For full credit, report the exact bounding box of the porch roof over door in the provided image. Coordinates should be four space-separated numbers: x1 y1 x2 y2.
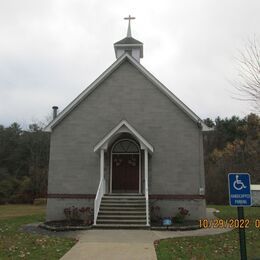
93 120 154 154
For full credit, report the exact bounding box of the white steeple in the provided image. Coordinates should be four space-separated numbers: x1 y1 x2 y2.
114 15 143 62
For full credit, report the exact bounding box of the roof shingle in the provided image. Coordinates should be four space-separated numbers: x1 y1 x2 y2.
114 37 143 45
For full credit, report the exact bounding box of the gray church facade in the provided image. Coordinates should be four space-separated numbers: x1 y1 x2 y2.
45 22 209 227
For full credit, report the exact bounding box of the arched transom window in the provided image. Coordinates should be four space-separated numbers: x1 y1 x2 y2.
112 139 139 154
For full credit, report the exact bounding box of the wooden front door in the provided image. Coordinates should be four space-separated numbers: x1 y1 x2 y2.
111 139 140 193
112 154 139 192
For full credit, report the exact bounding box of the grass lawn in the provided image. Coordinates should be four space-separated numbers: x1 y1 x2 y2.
0 204 76 259
156 205 260 260
0 204 46 219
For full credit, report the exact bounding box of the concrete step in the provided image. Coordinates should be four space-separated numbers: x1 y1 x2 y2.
96 194 148 228
94 224 149 229
98 215 146 219
99 210 146 215
104 193 143 196
99 206 146 211
103 196 145 200
100 202 146 208
100 203 145 207
102 197 145 201
101 202 146 206
97 219 146 224
102 199 146 203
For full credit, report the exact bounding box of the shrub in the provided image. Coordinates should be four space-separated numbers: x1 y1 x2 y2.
173 207 190 223
150 205 161 224
79 207 93 225
63 206 93 225
33 198 47 205
64 207 72 222
71 206 80 220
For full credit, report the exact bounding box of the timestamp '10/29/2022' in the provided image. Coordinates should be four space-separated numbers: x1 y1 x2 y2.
199 219 260 229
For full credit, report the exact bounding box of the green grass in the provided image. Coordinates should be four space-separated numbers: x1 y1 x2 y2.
0 204 76 260
2 204 259 259
0 204 46 219
156 205 260 260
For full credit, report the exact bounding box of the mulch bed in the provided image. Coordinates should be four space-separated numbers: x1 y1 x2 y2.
39 220 92 231
39 219 199 232
151 220 200 231
45 220 86 227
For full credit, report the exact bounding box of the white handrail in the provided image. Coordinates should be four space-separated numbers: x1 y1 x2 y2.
145 186 149 226
94 177 106 225
144 149 149 226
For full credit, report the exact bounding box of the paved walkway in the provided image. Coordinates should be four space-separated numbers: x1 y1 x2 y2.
60 208 232 260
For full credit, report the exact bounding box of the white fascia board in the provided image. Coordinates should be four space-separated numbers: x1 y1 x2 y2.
94 120 154 153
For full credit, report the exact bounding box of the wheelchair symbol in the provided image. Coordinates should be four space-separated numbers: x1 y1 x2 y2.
233 175 247 190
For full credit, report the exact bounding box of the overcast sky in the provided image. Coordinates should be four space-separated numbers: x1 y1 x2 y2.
0 0 259 128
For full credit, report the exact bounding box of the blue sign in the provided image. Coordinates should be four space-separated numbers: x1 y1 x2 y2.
162 218 172 226
228 173 252 207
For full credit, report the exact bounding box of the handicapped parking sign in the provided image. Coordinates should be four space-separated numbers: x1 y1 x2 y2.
228 173 252 207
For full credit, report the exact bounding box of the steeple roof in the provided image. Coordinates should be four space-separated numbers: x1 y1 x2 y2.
114 37 143 45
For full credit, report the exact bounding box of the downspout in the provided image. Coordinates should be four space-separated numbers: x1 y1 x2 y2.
197 121 204 196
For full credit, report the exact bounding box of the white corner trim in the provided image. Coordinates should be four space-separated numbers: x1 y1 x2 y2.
44 53 209 132
94 120 154 153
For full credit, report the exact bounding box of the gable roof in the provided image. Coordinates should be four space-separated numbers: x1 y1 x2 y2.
44 53 211 132
94 120 154 153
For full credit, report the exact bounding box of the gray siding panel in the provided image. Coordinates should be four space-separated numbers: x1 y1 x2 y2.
47 60 205 219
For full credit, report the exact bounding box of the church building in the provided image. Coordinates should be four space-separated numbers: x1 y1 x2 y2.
44 16 209 227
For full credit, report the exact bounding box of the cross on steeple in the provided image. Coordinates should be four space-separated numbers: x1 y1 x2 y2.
114 15 143 61
124 15 135 38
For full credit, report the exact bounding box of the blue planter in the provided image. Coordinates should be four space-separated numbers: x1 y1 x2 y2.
162 218 172 226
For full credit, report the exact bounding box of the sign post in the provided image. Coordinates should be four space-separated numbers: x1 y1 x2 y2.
228 173 252 260
237 207 247 259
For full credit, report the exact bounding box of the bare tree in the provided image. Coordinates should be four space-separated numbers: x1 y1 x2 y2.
233 37 260 113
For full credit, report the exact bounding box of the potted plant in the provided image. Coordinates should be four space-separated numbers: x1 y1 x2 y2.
162 217 172 226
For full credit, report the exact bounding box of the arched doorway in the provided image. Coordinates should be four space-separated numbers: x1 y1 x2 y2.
111 139 140 193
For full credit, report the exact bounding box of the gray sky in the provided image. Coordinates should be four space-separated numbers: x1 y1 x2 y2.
0 0 259 127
